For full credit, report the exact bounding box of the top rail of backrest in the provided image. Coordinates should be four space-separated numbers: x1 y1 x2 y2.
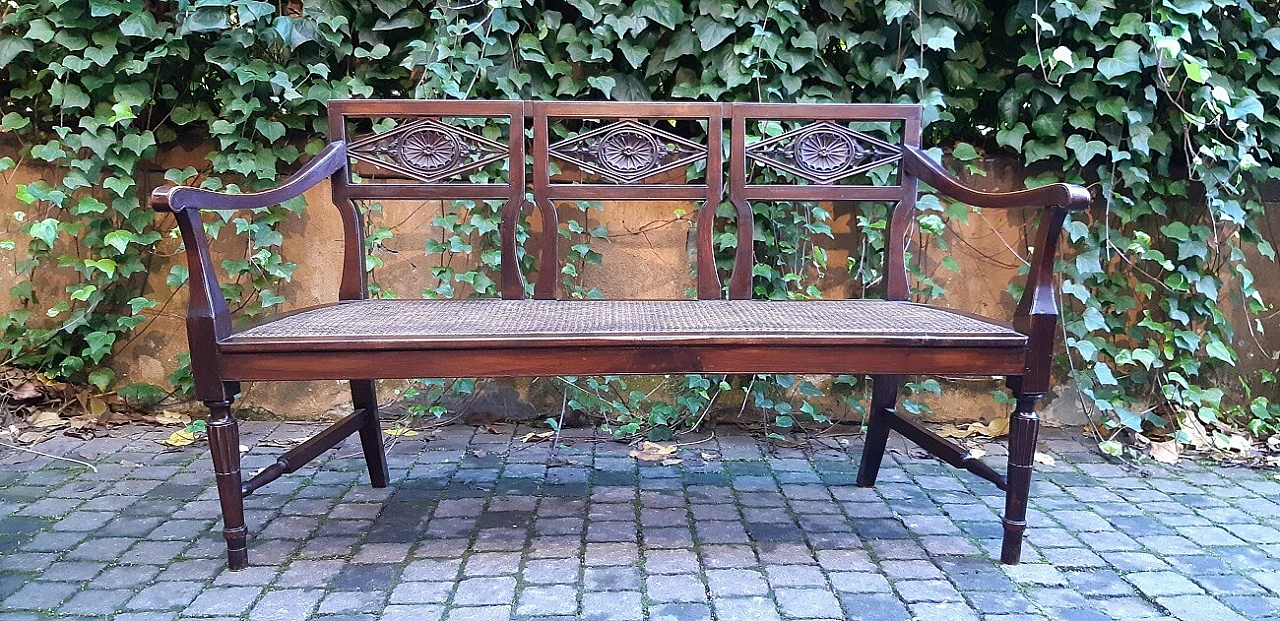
729 103 922 203
327 99 525 201
530 101 725 202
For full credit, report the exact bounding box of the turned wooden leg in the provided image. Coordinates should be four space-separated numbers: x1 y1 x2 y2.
351 380 389 488
207 399 248 570
1001 390 1043 565
856 376 901 487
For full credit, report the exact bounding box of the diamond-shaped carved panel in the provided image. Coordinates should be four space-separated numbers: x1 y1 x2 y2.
348 118 508 183
746 121 901 185
548 120 707 184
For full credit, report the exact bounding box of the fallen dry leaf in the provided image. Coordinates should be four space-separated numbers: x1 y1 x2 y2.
16 431 49 445
11 382 41 401
1150 439 1180 464
700 451 719 461
385 428 418 437
1033 451 1055 467
629 442 678 463
87 397 109 418
259 437 306 448
936 417 1010 439
154 411 191 426
27 410 64 429
157 420 207 447
521 431 555 443
473 450 488 459
660 458 683 466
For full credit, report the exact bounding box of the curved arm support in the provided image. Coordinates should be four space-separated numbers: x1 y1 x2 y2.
902 145 1090 211
150 141 347 213
151 142 362 393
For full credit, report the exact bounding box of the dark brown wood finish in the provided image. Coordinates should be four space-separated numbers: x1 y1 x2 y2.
149 100 1090 571
530 101 726 299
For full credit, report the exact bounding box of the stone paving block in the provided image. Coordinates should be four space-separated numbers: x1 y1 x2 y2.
381 604 444 621
838 592 911 621
646 574 707 603
712 597 782 621
248 589 324 621
185 587 264 616
452 577 516 606
1127 571 1206 597
1155 595 1249 621
515 584 578 616
580 590 642 621
2 581 78 610
126 581 203 610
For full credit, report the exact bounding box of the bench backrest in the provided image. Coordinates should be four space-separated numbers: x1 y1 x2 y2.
326 100 922 302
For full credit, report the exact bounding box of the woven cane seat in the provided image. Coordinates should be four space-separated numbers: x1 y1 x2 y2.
222 299 1025 350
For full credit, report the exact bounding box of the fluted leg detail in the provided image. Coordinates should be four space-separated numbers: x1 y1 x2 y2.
1001 392 1042 565
207 399 247 570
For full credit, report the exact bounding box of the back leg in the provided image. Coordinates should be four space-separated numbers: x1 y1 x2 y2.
351 380 389 488
856 376 902 487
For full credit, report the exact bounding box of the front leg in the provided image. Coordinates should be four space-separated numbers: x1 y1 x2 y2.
1000 389 1042 565
206 399 248 570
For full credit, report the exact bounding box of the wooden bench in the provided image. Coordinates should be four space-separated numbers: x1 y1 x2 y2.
150 100 1089 571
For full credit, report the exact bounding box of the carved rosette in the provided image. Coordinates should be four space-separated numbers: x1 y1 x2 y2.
747 121 901 184
549 120 706 184
348 118 507 183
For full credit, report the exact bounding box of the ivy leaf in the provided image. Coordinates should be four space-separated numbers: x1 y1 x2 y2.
1160 221 1190 241
1266 28 1280 50
85 259 118 278
104 177 134 197
28 219 59 247
26 20 55 43
260 290 285 308
921 21 957 51
1 112 30 131
128 297 157 314
565 0 599 21
255 119 287 142
951 142 979 162
180 7 230 34
103 230 135 254
1097 40 1142 80
1093 361 1118 386
84 331 116 363
122 131 157 156
587 76 616 98
166 265 189 288
693 16 734 51
996 123 1029 151
1206 340 1235 365
120 12 161 38
0 36 33 67
633 0 685 29
1082 306 1108 332
1065 134 1107 167
884 0 912 22
88 368 115 392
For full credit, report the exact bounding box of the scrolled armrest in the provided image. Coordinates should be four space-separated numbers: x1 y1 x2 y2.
150 141 347 213
902 145 1090 211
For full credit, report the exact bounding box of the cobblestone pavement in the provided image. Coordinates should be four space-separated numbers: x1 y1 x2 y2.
2 421 1280 621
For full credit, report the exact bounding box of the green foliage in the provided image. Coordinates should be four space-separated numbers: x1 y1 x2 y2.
1 0 1275 449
